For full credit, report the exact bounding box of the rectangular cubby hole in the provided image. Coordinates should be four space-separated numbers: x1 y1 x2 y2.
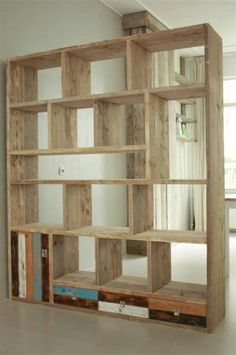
38 67 62 100
39 185 63 225
92 185 127 228
96 238 148 292
53 235 96 286
10 106 48 151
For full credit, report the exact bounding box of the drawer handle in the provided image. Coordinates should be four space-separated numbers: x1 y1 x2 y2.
119 301 126 312
173 308 180 316
72 296 78 301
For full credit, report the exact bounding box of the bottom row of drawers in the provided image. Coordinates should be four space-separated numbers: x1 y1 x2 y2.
53 285 207 328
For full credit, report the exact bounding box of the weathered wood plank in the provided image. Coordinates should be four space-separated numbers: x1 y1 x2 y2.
98 301 149 318
149 309 206 328
149 297 206 317
41 234 50 302
54 294 98 310
25 233 34 299
53 235 79 279
99 291 148 307
11 232 19 297
33 233 42 301
18 233 26 298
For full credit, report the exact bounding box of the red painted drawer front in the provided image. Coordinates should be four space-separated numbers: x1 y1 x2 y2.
149 297 206 317
99 291 148 307
149 309 206 328
54 294 98 310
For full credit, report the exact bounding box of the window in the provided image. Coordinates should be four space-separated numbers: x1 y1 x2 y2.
224 79 236 191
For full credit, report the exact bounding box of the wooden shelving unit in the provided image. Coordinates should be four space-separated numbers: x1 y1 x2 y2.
7 23 224 332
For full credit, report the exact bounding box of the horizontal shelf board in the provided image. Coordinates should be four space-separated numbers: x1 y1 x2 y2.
10 85 205 109
136 230 206 244
104 276 148 292
54 271 96 287
9 145 146 156
174 72 195 85
153 281 207 304
11 223 64 233
11 224 206 244
11 101 48 112
10 179 207 185
9 24 206 69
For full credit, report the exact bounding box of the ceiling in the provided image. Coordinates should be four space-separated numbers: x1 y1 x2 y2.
100 0 236 54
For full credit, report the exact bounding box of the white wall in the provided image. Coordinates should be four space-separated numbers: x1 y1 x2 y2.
0 2 8 301
1 0 126 289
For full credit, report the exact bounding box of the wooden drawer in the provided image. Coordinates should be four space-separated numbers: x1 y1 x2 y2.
99 301 149 319
99 291 148 307
54 294 98 310
53 285 98 301
149 297 207 317
149 297 206 328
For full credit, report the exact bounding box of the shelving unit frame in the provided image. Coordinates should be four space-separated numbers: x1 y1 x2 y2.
7 23 224 333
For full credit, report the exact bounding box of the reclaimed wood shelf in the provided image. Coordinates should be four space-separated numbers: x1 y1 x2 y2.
7 22 224 333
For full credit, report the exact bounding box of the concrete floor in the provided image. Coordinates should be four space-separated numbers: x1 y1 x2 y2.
0 237 235 355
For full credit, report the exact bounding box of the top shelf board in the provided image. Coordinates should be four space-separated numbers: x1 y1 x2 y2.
8 24 207 69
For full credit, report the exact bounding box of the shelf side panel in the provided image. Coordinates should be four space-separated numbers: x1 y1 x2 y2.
53 235 79 279
205 25 225 332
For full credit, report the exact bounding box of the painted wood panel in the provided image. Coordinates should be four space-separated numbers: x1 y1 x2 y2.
99 291 148 307
25 233 34 299
149 309 206 328
149 297 206 317
98 301 149 319
33 233 42 301
18 233 26 298
54 294 98 310
53 285 98 301
11 232 19 297
41 234 50 302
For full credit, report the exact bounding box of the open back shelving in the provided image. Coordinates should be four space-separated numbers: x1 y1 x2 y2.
7 23 224 332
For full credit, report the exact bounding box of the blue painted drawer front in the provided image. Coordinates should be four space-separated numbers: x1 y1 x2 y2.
53 285 74 297
74 288 98 301
53 285 98 301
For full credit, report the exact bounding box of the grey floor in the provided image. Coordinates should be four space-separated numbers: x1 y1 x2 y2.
0 237 236 355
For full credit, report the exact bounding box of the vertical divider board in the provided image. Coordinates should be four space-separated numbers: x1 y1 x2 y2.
205 24 225 332
147 241 171 292
61 51 91 97
126 39 153 255
7 63 39 296
63 184 92 230
96 238 122 285
48 103 77 149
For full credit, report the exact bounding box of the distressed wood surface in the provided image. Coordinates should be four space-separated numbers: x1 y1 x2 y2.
53 235 79 279
41 234 50 302
96 239 122 285
18 233 26 298
149 297 206 317
99 291 148 307
25 233 34 299
33 233 42 301
98 301 149 319
54 294 98 310
205 24 225 332
149 309 206 328
11 232 19 297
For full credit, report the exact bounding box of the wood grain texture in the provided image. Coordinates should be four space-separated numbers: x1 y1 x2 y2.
145 94 169 179
99 291 148 307
18 233 26 298
54 294 98 310
25 233 34 299
128 185 153 234
149 309 206 328
48 104 77 149
94 101 122 146
11 232 19 297
63 185 92 230
96 239 122 285
148 241 171 292
53 235 79 279
61 52 90 97
41 234 50 302
149 297 206 317
33 233 42 301
98 301 149 318
205 24 225 332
